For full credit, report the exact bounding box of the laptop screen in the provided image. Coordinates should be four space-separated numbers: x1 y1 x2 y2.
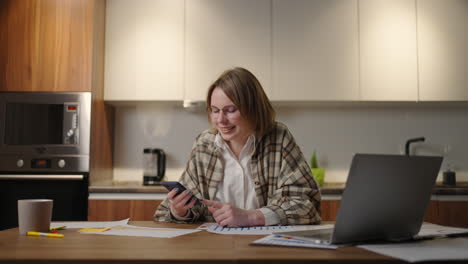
332 154 442 244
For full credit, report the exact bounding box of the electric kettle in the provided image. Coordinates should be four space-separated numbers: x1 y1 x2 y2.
143 148 166 185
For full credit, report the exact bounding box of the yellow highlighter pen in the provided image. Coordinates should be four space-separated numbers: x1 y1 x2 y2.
27 231 64 238
50 226 66 231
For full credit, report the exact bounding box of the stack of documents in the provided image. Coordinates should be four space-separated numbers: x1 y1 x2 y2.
250 223 468 262
83 225 200 238
251 234 338 249
51 219 200 238
51 219 130 229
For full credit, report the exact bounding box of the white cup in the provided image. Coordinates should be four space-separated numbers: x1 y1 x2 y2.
17 199 53 235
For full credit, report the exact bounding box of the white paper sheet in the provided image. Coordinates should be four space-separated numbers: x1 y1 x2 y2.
83 224 200 238
418 223 468 238
251 234 338 249
51 219 130 229
357 223 468 262
359 237 468 262
206 223 333 235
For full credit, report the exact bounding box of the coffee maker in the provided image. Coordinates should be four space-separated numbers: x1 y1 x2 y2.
143 148 166 185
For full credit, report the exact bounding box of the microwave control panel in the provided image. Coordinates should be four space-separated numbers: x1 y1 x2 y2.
0 156 89 172
63 103 79 145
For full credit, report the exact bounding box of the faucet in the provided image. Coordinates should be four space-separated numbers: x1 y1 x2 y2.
405 137 425 155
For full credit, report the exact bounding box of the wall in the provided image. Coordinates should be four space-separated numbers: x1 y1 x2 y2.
113 102 468 183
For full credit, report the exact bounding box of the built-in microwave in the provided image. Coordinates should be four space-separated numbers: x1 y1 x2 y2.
0 92 91 172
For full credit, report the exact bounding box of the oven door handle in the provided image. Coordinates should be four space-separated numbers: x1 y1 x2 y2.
0 175 84 180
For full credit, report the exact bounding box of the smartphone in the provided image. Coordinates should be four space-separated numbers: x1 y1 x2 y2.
161 181 201 206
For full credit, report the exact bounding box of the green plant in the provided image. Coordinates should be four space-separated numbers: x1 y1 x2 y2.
310 151 325 186
311 151 319 169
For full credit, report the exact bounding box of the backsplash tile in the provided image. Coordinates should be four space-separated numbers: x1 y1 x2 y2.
113 103 468 183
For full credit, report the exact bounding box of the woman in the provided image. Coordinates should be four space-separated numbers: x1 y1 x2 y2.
154 67 321 226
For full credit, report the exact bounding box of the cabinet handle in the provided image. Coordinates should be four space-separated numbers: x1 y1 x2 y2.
0 175 84 180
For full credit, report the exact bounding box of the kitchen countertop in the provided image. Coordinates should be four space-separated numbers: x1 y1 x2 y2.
89 181 468 195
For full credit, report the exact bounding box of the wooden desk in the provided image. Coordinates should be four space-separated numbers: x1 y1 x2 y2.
0 221 459 264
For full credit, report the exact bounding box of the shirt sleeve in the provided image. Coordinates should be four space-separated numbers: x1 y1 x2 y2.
259 207 280 226
170 206 193 221
154 134 213 223
154 165 210 223
263 126 322 225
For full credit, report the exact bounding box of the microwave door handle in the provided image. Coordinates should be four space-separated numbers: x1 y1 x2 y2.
0 175 84 180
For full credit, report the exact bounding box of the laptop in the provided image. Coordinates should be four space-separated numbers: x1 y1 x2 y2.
276 153 443 245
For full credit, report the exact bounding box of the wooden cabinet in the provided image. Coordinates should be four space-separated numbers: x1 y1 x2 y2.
0 0 114 184
104 0 184 101
0 0 95 92
431 201 468 228
272 0 359 101
88 200 162 221
323 200 468 228
185 0 272 102
321 200 341 221
359 0 418 101
90 199 468 227
417 0 468 101
322 200 439 224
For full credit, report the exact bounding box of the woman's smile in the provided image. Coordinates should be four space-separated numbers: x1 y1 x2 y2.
210 87 251 146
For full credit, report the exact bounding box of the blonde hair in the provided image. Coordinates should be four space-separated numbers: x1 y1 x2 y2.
206 67 275 137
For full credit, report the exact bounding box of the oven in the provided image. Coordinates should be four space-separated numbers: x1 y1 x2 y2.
0 173 89 230
0 92 91 230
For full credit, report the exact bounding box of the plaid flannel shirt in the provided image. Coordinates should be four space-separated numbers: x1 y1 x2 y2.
154 122 321 225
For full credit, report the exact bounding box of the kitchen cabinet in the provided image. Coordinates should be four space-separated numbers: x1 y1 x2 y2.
0 0 94 92
417 0 468 101
321 200 341 221
88 200 162 221
90 199 339 222
0 0 114 185
424 201 439 224
104 0 184 101
359 0 418 101
272 0 359 101
184 0 272 102
323 200 439 223
100 0 467 103
89 197 468 227
432 201 468 228
89 199 468 227
323 200 468 228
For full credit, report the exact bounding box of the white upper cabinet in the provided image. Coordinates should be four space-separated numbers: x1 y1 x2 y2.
359 0 418 101
418 0 468 101
103 0 466 103
185 0 271 102
272 0 359 101
104 0 184 101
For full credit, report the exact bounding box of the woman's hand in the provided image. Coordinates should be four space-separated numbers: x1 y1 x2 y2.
167 189 197 217
202 200 265 227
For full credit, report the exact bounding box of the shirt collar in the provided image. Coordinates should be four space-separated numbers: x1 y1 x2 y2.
214 133 256 155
